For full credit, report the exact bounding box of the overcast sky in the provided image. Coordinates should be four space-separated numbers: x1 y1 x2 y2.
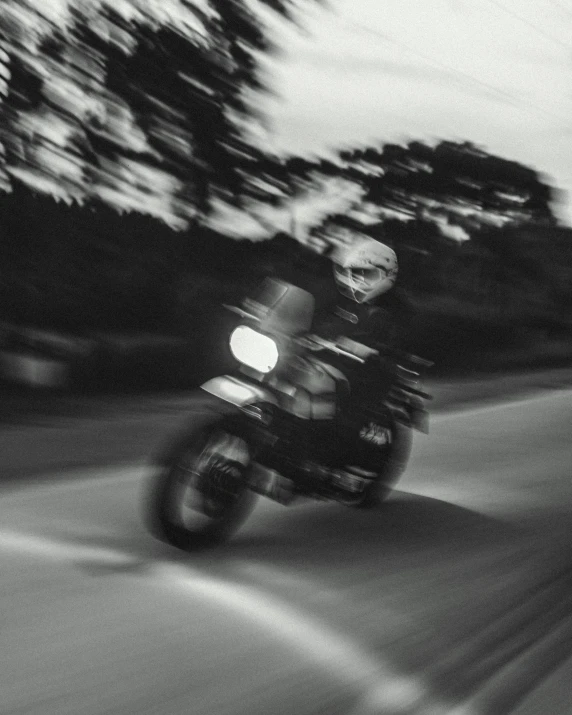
239 0 572 231
11 0 572 236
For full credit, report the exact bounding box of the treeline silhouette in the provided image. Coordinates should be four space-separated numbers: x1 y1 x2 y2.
0 181 324 333
2 180 571 339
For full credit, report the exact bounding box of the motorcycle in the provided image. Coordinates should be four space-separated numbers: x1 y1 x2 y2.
145 278 433 550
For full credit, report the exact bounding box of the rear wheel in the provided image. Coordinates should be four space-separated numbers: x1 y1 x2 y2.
346 419 412 509
145 419 258 550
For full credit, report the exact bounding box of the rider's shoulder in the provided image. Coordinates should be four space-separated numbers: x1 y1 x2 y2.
374 287 414 313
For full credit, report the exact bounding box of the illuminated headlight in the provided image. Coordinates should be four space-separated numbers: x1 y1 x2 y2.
229 326 279 373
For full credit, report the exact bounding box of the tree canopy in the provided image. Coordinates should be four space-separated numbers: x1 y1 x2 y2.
241 139 555 243
0 0 315 226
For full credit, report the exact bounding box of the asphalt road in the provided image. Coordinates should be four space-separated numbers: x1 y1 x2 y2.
1 365 571 483
1 389 572 714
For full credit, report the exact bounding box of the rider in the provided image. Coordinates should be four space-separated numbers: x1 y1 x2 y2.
312 226 413 477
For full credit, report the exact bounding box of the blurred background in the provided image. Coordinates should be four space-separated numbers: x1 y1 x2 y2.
0 0 571 401
1 3 572 714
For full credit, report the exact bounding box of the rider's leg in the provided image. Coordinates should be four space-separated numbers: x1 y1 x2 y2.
342 362 395 475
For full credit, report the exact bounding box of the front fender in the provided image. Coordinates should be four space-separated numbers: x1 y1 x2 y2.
201 375 278 410
394 398 429 434
387 391 430 434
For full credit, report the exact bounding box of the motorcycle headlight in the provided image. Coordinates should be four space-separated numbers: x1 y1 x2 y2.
229 325 279 373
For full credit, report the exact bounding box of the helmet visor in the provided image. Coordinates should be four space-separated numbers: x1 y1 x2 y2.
350 267 384 283
334 264 393 302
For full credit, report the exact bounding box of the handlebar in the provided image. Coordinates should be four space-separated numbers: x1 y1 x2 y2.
223 304 261 321
224 304 434 372
295 335 374 363
297 334 434 371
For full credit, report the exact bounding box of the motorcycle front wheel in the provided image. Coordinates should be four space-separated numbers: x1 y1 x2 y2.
145 418 258 550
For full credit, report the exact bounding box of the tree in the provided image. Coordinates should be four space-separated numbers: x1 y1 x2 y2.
0 0 317 225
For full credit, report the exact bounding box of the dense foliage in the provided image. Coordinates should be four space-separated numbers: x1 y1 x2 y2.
0 0 314 224
0 0 570 373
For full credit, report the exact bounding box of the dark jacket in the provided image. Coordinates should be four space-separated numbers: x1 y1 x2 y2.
313 283 414 353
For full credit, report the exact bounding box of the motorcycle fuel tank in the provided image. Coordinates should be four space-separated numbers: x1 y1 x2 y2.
271 357 346 420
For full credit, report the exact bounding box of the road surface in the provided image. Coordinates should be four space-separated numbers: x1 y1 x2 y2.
1 388 572 714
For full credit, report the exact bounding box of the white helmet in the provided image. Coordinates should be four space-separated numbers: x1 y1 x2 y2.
331 235 398 303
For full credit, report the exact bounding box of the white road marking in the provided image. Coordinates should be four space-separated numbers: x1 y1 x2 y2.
232 559 338 599
0 527 458 714
0 464 152 495
0 529 141 566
